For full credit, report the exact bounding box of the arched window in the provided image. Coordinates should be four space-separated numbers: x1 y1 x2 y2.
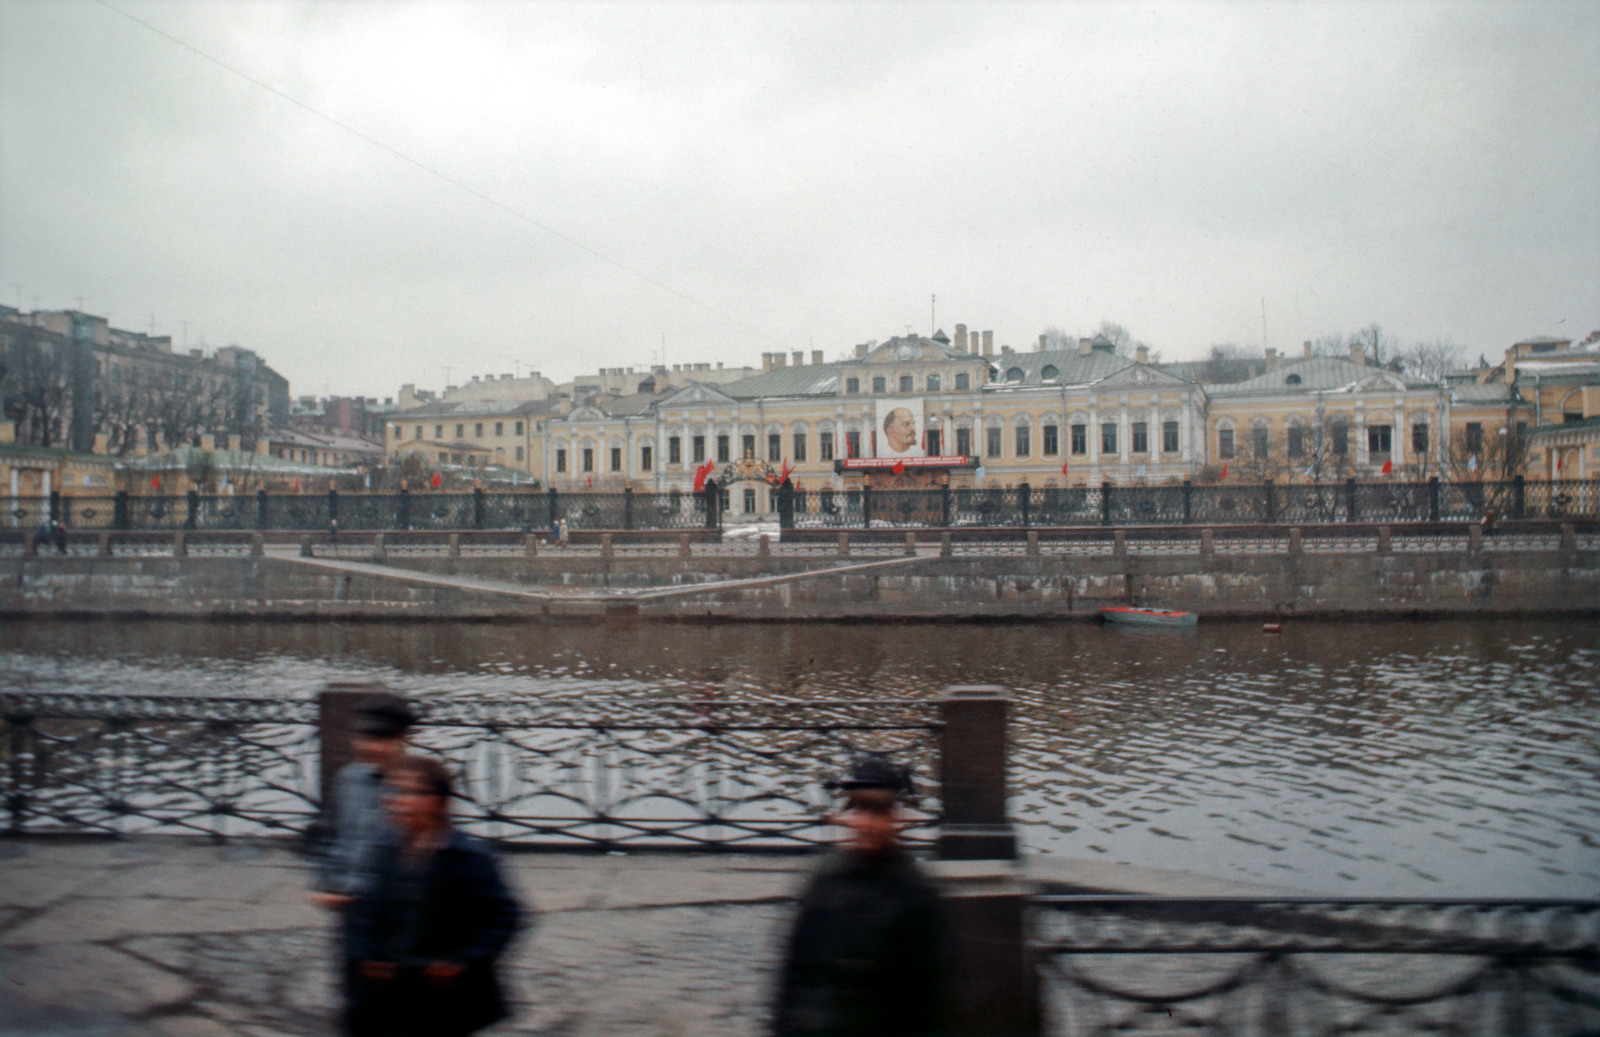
1285 373 1303 385
1040 364 1059 381
1005 367 1025 383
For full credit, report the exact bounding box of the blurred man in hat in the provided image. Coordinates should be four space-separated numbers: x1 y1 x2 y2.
347 754 521 1037
772 753 948 1037
310 690 416 1033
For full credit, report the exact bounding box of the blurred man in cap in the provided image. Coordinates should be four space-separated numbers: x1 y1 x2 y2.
310 690 416 1033
772 753 948 1036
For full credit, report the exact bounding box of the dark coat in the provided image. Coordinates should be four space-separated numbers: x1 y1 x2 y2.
773 848 948 1037
346 831 522 1037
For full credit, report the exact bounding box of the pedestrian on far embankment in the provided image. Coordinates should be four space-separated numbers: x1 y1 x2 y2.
309 691 415 1032
347 754 523 1037
772 753 950 1037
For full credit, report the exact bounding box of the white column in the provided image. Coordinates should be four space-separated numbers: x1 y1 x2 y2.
1087 405 1099 466
1118 402 1130 463
1355 405 1368 467
1181 395 1194 463
42 470 51 498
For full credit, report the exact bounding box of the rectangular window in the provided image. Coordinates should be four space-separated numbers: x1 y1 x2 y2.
927 429 942 455
515 446 524 461
415 426 423 439
1253 426 1269 458
1163 421 1179 453
898 374 913 392
1042 424 1059 456
475 423 483 437
439 452 449 462
927 374 941 391
669 437 682 465
955 373 970 390
640 445 652 471
956 427 972 457
985 427 1002 458
494 422 503 436
846 430 862 458
743 488 756 514
1219 428 1235 458
872 376 887 394
1332 425 1349 456
555 448 567 473
1070 424 1086 455
1288 426 1305 458
768 433 782 462
742 433 756 460
1368 425 1392 455
819 432 834 461
846 377 860 394
1015 426 1030 458
717 435 730 463
1412 423 1429 455
436 425 443 438
582 448 594 473
792 432 806 462
1132 422 1149 454
1465 423 1483 452
692 435 705 463
514 421 523 436
1101 423 1118 454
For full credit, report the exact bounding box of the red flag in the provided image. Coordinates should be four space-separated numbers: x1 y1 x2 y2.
430 471 442 489
1381 459 1393 474
892 458 905 475
586 475 592 488
1556 452 1564 471
1219 464 1229 480
151 475 161 490
693 459 714 492
293 478 300 492
1061 457 1069 476
779 460 794 484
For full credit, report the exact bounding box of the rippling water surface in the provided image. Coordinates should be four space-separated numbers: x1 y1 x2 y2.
3 618 1596 897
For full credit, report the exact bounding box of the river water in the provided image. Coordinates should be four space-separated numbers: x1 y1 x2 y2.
3 618 1596 898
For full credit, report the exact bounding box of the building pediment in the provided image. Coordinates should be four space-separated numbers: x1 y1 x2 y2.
657 382 738 409
1093 363 1187 389
1354 372 1408 394
858 336 971 365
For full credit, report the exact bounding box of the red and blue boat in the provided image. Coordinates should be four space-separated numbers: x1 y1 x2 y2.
1100 606 1198 627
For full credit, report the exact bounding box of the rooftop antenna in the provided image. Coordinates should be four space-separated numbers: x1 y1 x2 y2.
931 293 936 336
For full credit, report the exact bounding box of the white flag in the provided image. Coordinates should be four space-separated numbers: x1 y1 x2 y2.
364 472 371 488
1135 464 1146 478
1468 455 1478 472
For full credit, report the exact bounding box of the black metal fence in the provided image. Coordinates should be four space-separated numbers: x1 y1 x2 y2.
0 688 948 852
784 478 1600 529
1035 896 1600 1036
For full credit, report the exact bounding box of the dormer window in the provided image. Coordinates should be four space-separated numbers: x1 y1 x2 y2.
1041 364 1059 381
1005 367 1025 383
1285 374 1302 385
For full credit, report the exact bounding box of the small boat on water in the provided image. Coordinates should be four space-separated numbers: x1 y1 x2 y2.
1101 606 1197 627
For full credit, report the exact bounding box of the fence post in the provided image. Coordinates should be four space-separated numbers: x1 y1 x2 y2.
1181 478 1193 524
679 533 692 558
600 533 613 560
837 533 850 558
523 533 537 559
758 533 771 558
904 531 916 557
1113 530 1127 557
113 490 129 531
48 490 60 522
1018 482 1031 527
250 533 264 558
777 481 794 530
623 486 634 531
473 487 486 530
1561 523 1577 558
317 681 386 813
397 488 411 531
547 486 559 531
372 533 387 562
1428 476 1441 522
1263 478 1276 524
174 531 188 557
862 483 873 528
1345 477 1358 522
256 489 268 531
1377 526 1392 554
941 482 952 527
1513 476 1526 519
448 533 461 558
298 534 311 558
328 488 339 527
97 532 112 557
1200 528 1214 557
185 489 199 530
1288 527 1303 556
941 877 1039 1037
937 685 1016 860
1468 524 1483 554
1026 531 1039 557
940 531 953 558
1100 480 1113 526
701 481 718 531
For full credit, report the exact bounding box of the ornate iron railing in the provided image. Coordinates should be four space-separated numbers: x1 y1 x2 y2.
1034 895 1600 1037
1 691 942 851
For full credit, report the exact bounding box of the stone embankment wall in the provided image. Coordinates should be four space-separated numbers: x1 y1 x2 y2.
2 549 1595 620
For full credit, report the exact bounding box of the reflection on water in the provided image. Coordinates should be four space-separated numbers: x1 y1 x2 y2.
3 618 1596 897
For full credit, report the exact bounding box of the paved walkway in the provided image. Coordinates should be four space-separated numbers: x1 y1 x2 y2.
0 837 1289 1037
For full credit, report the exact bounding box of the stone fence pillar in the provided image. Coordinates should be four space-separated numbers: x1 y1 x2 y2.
523 533 538 559
678 534 693 558
904 532 917 557
940 532 953 559
937 685 1016 861
1468 525 1484 554
317 681 386 812
1025 531 1039 557
1200 528 1214 557
837 533 850 558
1288 527 1303 556
1377 526 1393 554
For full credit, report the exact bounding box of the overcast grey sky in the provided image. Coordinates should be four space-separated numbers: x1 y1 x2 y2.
3 1 1597 399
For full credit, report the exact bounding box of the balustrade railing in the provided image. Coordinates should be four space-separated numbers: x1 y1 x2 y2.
1034 895 1600 1037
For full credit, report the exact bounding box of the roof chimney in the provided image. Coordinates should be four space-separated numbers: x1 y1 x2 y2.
1265 347 1278 372
811 349 824 365
855 343 869 358
762 352 774 372
1001 344 1013 355
1078 337 1092 356
955 324 968 353
792 350 803 366
773 352 787 368
1303 340 1313 358
1136 345 1149 364
981 330 994 356
1349 341 1366 366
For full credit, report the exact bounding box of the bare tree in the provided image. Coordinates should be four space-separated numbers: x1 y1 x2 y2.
1396 338 1462 382
1094 320 1149 358
1040 326 1076 351
1350 323 1401 367
1 329 69 446
1198 343 1256 384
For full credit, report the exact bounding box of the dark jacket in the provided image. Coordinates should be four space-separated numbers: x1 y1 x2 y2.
773 848 948 1037
347 831 522 1037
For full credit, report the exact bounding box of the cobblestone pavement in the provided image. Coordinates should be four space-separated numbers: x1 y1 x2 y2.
0 839 801 1037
